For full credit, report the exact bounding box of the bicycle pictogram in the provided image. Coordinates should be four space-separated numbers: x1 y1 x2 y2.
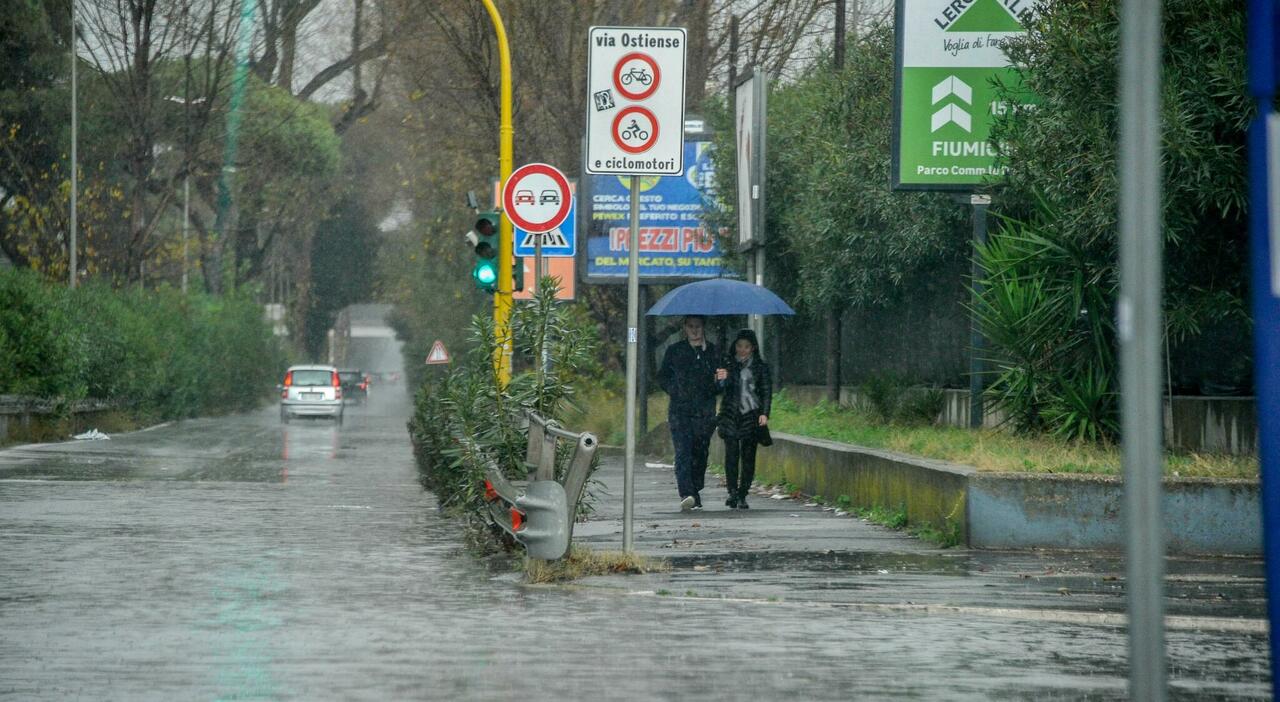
620 67 652 87
612 52 660 100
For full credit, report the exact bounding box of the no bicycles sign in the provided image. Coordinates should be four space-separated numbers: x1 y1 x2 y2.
584 26 686 176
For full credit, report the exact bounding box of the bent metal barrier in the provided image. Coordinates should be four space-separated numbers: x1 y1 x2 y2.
481 410 598 560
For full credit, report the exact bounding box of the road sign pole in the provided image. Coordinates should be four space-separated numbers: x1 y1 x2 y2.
1247 0 1280 693
480 0 514 387
969 195 990 428
1119 0 1166 697
623 175 640 552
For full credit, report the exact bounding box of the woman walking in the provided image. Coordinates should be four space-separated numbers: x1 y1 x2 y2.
718 329 772 509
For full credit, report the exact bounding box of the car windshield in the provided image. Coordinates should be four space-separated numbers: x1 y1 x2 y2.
291 370 332 387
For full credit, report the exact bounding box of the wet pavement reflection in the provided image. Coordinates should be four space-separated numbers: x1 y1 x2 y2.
0 391 1270 700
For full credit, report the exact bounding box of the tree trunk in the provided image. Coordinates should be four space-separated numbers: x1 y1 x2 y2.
351 0 364 98
277 19 300 90
826 307 842 405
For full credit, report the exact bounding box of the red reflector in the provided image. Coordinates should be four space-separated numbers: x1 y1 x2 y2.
483 480 498 502
510 507 525 531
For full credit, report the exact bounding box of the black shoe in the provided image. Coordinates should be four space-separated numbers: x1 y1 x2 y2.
725 495 738 509
693 493 703 510
737 495 749 509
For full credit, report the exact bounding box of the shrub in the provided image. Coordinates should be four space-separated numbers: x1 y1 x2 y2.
0 269 282 418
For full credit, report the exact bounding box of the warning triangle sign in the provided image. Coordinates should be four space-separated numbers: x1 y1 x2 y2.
425 340 451 365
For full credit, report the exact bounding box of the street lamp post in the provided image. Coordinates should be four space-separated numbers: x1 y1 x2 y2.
69 0 77 288
478 0 514 387
182 174 190 293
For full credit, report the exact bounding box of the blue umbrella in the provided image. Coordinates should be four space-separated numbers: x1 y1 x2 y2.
645 278 795 316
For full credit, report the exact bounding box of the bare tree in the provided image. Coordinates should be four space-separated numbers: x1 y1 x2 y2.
75 0 241 283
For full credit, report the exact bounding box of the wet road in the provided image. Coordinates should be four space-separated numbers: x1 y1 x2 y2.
0 392 1270 700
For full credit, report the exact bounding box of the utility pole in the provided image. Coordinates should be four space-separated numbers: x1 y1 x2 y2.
69 0 78 288
834 0 846 68
1119 0 1167 698
728 15 739 90
826 1 847 405
480 0 514 387
182 175 190 294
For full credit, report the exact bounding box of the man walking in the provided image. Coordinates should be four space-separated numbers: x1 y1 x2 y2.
657 315 726 511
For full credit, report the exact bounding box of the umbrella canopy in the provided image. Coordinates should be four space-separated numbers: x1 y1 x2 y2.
645 278 795 316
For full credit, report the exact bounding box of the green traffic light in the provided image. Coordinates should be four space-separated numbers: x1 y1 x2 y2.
474 261 498 288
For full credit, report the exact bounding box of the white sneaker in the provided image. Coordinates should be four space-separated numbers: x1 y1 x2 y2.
680 496 695 512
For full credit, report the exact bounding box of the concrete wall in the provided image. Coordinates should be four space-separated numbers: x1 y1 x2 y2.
723 434 971 537
0 396 123 446
968 473 1260 555
783 385 1259 455
703 429 1260 555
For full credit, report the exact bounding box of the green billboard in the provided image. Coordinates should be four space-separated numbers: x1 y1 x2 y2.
892 0 1038 191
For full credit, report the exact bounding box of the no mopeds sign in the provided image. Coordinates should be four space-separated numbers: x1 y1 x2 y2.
585 26 686 176
502 163 572 234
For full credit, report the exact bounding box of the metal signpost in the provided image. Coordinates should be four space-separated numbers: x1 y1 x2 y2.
585 25 687 552
734 68 767 349
1119 1 1166 698
1246 0 1280 695
891 0 1037 426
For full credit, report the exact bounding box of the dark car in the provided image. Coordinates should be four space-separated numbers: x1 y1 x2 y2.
338 369 368 406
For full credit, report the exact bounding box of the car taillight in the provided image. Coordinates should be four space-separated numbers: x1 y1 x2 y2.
359 382 367 390
284 371 293 387
332 372 341 388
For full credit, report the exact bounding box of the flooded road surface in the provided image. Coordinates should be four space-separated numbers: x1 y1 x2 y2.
0 391 1270 700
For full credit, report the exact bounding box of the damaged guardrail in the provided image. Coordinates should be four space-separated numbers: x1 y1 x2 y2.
481 409 598 560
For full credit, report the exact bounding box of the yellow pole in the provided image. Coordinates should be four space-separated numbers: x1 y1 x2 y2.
480 0 514 386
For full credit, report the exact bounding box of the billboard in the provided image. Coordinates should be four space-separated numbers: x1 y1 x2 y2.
582 139 729 282
891 0 1039 190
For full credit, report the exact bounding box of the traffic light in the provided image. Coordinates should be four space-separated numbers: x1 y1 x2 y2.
467 213 499 291
465 212 524 293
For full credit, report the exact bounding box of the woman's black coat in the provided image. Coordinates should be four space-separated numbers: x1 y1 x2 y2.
717 356 772 440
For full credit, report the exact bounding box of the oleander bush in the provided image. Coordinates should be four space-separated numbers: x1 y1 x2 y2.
408 279 601 534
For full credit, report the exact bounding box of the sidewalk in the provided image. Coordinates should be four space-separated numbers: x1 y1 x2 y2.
570 453 1267 631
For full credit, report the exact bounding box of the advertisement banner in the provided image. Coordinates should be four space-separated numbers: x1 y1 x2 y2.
582 139 728 282
892 0 1039 191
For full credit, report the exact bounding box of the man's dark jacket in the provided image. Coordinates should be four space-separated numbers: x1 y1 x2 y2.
658 340 721 417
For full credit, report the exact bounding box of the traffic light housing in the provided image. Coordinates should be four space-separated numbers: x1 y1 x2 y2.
466 212 524 293
468 213 499 291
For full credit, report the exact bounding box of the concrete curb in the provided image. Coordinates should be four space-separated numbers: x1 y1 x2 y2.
641 423 1261 555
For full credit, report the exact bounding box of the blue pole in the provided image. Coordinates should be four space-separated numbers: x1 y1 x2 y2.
1247 0 1280 694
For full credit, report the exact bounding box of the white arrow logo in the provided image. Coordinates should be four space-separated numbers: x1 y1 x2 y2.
931 104 972 132
930 76 972 132
931 76 972 105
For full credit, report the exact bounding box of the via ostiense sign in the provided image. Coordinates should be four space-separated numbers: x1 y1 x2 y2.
584 26 687 176
892 0 1039 191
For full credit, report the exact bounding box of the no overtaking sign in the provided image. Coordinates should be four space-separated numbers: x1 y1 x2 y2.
585 26 686 176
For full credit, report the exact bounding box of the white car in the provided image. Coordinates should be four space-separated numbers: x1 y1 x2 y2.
279 365 344 424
